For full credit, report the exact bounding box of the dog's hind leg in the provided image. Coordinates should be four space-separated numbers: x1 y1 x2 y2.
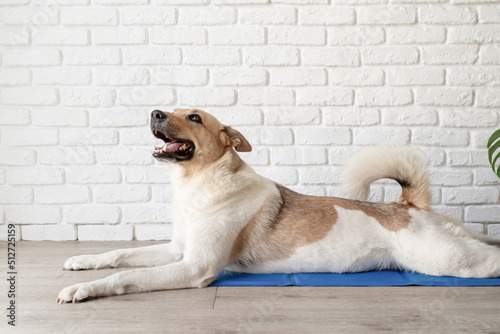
63 242 183 271
437 212 500 248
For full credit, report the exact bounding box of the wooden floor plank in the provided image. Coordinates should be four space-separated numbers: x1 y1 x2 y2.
1 241 499 333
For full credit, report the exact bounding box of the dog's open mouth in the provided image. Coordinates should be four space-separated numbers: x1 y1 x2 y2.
152 129 194 160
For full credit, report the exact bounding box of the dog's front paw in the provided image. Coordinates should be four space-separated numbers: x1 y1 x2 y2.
63 254 110 271
56 283 93 304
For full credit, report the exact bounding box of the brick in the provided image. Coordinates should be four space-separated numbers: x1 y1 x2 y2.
178 88 236 106
0 169 5 184
34 28 89 45
33 0 88 4
0 149 35 166
90 108 148 127
1 87 58 106
443 187 498 205
0 69 31 85
35 186 90 204
209 27 265 45
38 147 96 165
383 108 438 126
6 206 62 224
178 7 236 25
184 47 240 65
480 46 500 64
121 7 175 25
0 28 30 46
21 225 76 241
244 47 300 66
240 7 296 25
124 167 171 184
94 28 147 45
269 27 326 45
328 27 385 45
419 6 477 24
296 127 351 145
0 186 32 204
260 128 293 145
254 166 298 185
95 147 154 165
448 150 489 167
123 205 172 224
448 68 500 86
119 87 173 106
265 108 320 125
362 46 419 65
66 166 121 184
358 6 416 24
476 88 500 107
96 0 149 4
61 88 115 107
63 47 121 65
212 68 266 86
123 47 181 65
300 167 342 185
0 7 59 25
95 185 150 203
467 206 500 223
389 67 445 86
415 88 473 106
323 108 381 126
3 49 61 67
479 6 500 23
356 88 412 107
272 0 329 3
413 128 470 146
208 108 263 125
449 26 500 44
241 148 269 165
33 68 91 86
94 68 150 86
0 109 30 125
423 46 478 64
329 68 384 86
299 7 354 25
354 128 410 145
152 185 173 202
271 68 326 86
328 147 357 166
471 130 498 148
429 169 473 186
442 110 498 128
8 168 63 185
120 127 153 146
135 225 173 241
150 27 206 45
336 0 389 3
32 109 87 127
297 88 353 106
152 67 207 85
302 48 360 67
240 88 294 106
271 147 327 165
213 0 268 3
60 128 119 145
78 225 133 241
62 8 117 26
387 26 446 44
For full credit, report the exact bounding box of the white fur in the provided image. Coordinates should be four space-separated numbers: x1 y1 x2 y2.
57 146 500 304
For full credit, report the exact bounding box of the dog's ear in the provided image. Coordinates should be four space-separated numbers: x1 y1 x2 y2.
220 126 252 152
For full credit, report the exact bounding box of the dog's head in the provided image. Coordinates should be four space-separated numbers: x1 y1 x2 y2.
150 108 252 165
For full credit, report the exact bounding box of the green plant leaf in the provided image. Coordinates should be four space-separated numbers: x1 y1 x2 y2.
487 129 500 148
487 130 500 177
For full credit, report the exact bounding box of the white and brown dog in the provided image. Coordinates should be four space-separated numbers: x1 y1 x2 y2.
57 109 500 303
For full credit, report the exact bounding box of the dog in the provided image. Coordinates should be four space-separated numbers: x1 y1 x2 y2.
57 108 500 303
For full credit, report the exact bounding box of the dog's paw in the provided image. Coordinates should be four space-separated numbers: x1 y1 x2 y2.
56 283 92 304
63 254 110 271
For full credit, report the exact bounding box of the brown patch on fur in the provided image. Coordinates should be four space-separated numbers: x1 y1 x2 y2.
229 184 416 267
330 197 414 232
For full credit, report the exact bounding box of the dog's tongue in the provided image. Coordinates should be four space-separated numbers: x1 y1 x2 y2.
165 142 184 152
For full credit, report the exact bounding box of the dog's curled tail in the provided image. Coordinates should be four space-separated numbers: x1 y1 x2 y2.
343 147 432 210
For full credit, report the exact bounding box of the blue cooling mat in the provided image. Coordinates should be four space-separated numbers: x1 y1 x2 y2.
210 270 500 287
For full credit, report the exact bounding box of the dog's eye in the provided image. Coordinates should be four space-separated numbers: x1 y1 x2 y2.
188 114 202 124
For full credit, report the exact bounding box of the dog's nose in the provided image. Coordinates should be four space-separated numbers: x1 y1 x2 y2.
151 110 166 120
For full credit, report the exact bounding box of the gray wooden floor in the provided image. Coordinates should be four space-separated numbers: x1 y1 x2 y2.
1 241 500 333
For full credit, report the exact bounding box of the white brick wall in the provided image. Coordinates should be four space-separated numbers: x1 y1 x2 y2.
0 1 499 241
